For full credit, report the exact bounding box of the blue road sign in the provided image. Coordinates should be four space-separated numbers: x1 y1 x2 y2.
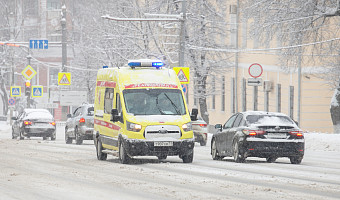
29 39 48 49
181 84 187 94
12 88 20 95
32 87 43 97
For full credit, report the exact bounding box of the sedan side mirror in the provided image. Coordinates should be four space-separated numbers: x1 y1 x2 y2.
11 117 18 120
190 108 198 121
67 114 72 118
215 124 222 132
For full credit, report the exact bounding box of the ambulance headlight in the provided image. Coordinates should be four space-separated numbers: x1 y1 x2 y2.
182 122 192 132
126 121 142 132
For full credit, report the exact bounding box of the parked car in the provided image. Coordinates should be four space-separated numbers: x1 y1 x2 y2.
65 104 94 145
12 109 56 140
192 116 208 146
211 111 304 164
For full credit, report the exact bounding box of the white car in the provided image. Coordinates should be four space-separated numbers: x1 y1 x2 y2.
192 116 208 146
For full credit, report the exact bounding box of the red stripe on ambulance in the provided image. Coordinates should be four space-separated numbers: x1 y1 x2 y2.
125 83 178 89
96 81 116 88
94 119 120 130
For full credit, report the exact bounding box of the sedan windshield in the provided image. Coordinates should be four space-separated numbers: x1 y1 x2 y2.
246 115 294 125
123 89 186 115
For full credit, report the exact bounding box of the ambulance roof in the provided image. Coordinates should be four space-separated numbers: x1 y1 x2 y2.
96 66 181 89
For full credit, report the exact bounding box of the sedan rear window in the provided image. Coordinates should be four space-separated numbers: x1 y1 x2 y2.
87 107 94 116
246 115 294 125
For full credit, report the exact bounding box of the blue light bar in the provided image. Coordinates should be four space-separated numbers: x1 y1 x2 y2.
152 62 163 67
103 66 108 68
128 59 164 68
128 62 141 67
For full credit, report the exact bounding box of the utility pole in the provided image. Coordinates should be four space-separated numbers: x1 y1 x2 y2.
26 55 32 108
179 0 186 68
61 4 67 72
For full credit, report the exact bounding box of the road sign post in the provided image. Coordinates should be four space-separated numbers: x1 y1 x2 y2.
248 63 263 111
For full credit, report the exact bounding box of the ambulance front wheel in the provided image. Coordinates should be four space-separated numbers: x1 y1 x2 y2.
96 138 107 160
119 139 131 164
181 150 194 163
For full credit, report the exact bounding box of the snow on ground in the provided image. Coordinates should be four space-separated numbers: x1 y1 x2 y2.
1 120 340 199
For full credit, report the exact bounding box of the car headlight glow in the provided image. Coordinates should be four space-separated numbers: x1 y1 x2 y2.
126 121 142 132
182 122 192 132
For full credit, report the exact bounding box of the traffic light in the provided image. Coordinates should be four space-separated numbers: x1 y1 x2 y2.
25 81 31 96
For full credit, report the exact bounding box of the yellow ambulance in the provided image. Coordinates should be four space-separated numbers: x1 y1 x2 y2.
93 59 198 164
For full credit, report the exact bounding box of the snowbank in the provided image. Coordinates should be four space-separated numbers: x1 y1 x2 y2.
304 132 340 152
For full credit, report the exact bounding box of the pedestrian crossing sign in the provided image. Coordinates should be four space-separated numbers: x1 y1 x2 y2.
58 72 71 85
32 86 43 97
10 86 21 97
173 67 190 84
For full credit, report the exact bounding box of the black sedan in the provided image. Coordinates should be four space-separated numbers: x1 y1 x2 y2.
211 111 304 164
12 109 56 140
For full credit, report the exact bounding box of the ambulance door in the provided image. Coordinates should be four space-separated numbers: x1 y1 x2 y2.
101 88 116 149
112 92 123 146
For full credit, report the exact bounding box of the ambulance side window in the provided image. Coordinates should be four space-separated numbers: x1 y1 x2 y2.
116 93 124 123
104 88 114 114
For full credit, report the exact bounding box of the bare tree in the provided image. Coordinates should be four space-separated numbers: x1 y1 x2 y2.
185 0 233 124
242 0 340 132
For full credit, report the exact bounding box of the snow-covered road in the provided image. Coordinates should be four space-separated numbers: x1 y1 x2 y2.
0 123 339 200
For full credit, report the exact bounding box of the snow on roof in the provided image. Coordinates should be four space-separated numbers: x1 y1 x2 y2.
24 109 53 119
241 110 288 117
97 67 180 87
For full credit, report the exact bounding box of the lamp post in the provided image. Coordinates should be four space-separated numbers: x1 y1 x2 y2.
61 4 67 73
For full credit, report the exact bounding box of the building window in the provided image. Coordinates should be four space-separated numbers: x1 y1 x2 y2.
212 77 215 109
221 76 225 111
47 0 61 10
24 0 39 16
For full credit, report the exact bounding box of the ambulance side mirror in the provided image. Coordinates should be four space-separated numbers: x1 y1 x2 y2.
111 109 121 122
190 108 198 121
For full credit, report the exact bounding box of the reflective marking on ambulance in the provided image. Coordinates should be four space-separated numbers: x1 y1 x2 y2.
94 119 120 130
125 83 178 89
96 81 116 87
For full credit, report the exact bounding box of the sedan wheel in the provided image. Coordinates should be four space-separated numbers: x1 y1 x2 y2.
19 130 24 140
51 131 56 141
233 141 245 163
157 155 167 160
211 139 222 160
12 128 16 139
75 127 83 145
266 157 278 163
65 127 72 144
200 139 207 146
290 156 303 164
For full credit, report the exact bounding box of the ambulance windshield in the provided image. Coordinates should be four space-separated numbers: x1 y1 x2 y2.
123 89 186 116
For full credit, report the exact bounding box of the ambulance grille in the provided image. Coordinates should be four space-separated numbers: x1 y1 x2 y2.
144 125 181 140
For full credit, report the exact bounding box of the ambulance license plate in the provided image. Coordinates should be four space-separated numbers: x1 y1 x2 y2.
154 141 173 147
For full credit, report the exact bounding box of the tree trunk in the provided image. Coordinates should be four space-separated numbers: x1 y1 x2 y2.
199 97 209 124
330 88 340 133
0 79 8 115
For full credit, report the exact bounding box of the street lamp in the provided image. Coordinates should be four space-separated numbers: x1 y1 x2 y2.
61 4 67 72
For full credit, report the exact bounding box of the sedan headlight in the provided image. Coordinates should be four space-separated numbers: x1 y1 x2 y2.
126 121 142 132
182 122 192 132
